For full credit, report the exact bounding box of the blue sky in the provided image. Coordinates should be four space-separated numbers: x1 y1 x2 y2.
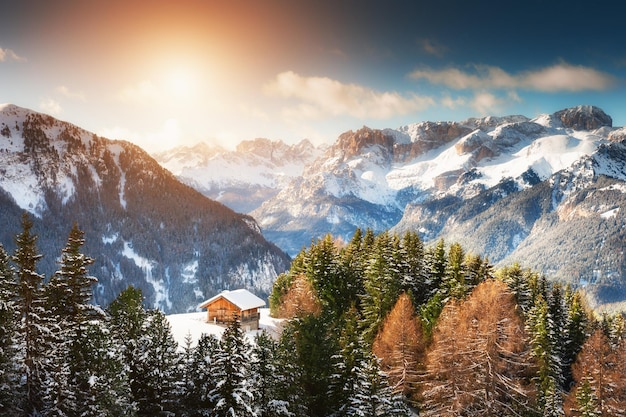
1 0 625 151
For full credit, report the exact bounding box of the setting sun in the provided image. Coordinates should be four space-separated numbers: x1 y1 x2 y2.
165 68 196 99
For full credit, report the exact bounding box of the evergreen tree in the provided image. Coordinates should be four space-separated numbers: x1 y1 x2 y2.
108 286 148 415
527 294 565 413
274 325 307 417
573 379 601 417
184 333 221 416
13 212 52 415
444 242 466 299
134 310 181 416
424 239 446 297
361 232 402 344
345 352 409 417
70 319 134 416
419 291 444 341
43 223 113 416
0 243 21 415
499 262 533 313
305 234 350 318
339 229 367 311
327 307 363 416
326 305 411 416
563 289 590 389
250 331 291 417
284 312 338 417
399 231 429 307
212 314 255 417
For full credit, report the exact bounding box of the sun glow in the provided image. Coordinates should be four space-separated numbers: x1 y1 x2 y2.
166 68 195 99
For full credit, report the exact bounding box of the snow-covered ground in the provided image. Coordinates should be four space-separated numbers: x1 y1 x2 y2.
166 308 284 349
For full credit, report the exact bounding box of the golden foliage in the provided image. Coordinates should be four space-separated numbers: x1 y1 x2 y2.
421 280 537 416
372 292 425 401
564 329 626 416
276 274 322 318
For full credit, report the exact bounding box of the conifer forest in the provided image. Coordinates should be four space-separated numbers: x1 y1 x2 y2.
1 214 625 416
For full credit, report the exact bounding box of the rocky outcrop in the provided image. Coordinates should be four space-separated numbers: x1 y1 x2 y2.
334 127 395 158
555 105 612 130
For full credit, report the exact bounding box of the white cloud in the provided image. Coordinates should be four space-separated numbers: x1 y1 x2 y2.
441 95 466 109
409 63 616 92
264 71 434 120
0 47 26 62
470 92 505 115
39 98 62 115
56 85 86 101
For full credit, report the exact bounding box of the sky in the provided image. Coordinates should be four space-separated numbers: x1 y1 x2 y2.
1 0 625 152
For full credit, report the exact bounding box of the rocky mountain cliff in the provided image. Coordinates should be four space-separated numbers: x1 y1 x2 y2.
246 106 625 309
154 138 324 213
0 104 290 313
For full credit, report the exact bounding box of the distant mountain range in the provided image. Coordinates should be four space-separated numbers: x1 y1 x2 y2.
156 105 626 311
0 104 290 313
154 139 325 214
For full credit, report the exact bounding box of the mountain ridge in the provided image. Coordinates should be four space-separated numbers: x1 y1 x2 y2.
0 103 290 313
164 104 622 309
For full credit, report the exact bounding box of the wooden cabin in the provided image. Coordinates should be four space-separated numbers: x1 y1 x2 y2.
198 289 266 331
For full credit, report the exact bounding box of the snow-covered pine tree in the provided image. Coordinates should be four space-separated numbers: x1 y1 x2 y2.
527 294 565 414
444 242 466 300
305 234 352 319
345 351 410 417
327 307 363 416
183 333 221 416
273 324 307 417
250 331 292 417
424 239 446 298
572 379 601 417
211 313 256 417
108 286 148 415
399 230 429 307
0 243 21 415
134 309 182 416
361 231 402 344
13 212 53 415
562 289 590 389
499 262 535 313
43 223 111 415
281 313 338 417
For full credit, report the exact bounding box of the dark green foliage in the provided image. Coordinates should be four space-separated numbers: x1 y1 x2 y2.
0 243 21 415
13 212 50 415
212 315 255 417
0 216 621 415
361 232 403 343
283 312 340 417
135 310 181 416
183 333 220 416
249 331 279 417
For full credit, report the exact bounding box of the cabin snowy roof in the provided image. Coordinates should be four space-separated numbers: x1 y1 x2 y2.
198 289 266 311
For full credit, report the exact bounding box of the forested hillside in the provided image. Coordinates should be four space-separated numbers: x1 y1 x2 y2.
0 104 290 313
1 215 624 416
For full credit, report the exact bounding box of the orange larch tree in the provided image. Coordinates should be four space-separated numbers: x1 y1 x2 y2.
372 292 425 404
420 279 537 416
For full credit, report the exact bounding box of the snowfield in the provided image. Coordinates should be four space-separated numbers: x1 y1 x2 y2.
166 308 284 349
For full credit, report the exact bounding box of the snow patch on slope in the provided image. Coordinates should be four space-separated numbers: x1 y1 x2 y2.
122 241 172 310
